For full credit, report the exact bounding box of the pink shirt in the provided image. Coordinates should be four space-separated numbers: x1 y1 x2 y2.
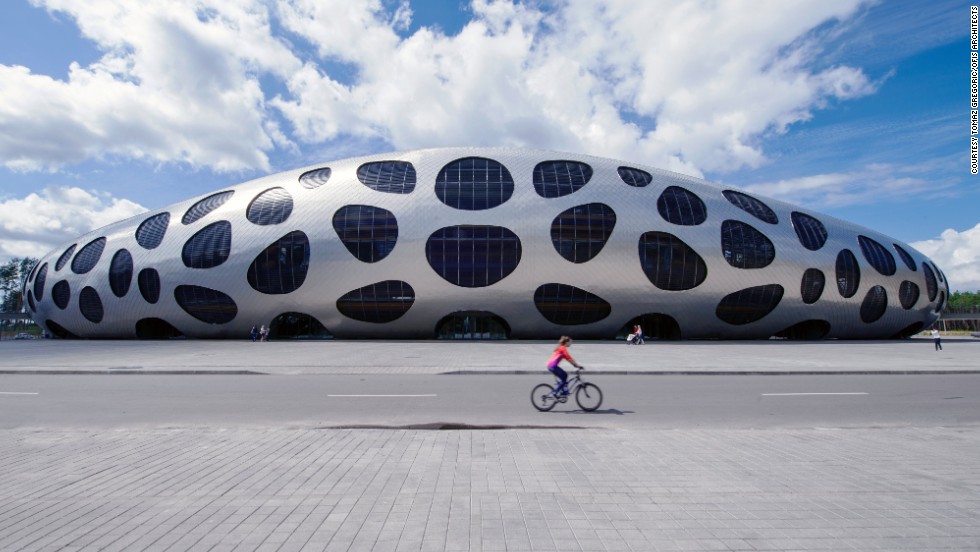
547 345 574 369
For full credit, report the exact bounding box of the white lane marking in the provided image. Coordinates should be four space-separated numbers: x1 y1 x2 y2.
0 392 39 395
762 392 868 396
328 394 437 397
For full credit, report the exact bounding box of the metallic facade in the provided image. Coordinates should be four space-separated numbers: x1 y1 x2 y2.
23 147 949 339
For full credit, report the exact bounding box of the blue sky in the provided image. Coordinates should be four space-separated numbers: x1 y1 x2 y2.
0 0 977 290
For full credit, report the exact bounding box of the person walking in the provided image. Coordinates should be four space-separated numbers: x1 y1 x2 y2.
250 325 258 342
634 323 644 345
931 328 942 351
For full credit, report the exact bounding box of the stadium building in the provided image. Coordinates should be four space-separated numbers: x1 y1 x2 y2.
23 148 949 340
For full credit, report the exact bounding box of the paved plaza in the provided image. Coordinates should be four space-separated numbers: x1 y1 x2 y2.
2 338 979 551
4 426 980 551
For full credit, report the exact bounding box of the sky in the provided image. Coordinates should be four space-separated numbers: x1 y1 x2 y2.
0 0 977 291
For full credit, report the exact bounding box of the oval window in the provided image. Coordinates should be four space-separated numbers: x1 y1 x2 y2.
551 203 616 263
533 283 611 325
426 225 522 288
108 249 133 298
357 161 416 194
716 284 784 325
174 285 238 324
533 160 593 198
436 157 514 210
638 232 707 291
246 231 310 295
336 280 415 323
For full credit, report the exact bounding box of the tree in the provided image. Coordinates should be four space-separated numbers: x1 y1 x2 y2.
0 257 39 313
947 291 980 311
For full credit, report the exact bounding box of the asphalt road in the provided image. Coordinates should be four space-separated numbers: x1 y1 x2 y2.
2 373 979 430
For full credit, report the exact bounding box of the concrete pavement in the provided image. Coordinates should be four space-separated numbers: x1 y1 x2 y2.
1 337 978 375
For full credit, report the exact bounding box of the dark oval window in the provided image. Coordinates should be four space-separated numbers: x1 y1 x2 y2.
55 244 76 271
801 268 825 304
357 161 416 194
247 188 293 225
78 286 104 323
533 283 611 325
108 249 133 298
551 203 616 263
269 312 333 340
436 157 514 210
135 212 170 249
138 268 161 304
135 318 184 340
336 280 415 323
617 166 652 187
247 231 310 295
27 290 36 312
722 190 779 224
638 232 707 291
182 221 232 269
931 262 945 283
721 220 775 269
858 236 896 276
174 285 237 324
774 320 831 340
533 160 593 198
657 186 707 226
52 280 70 309
922 262 938 301
836 249 860 298
33 263 48 301
715 284 784 325
936 291 946 313
860 285 888 323
899 280 919 310
71 237 106 274
426 225 522 288
333 205 398 263
791 212 828 251
299 167 331 189
182 191 233 224
722 190 778 224
893 244 916 271
436 311 511 340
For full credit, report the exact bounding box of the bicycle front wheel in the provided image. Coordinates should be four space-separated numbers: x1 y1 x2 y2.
531 383 558 412
575 383 603 411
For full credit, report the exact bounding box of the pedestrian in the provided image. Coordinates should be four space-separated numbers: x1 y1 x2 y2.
260 324 269 342
634 323 644 345
250 325 258 342
931 328 942 351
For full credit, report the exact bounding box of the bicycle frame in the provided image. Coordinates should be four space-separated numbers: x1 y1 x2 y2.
552 371 586 396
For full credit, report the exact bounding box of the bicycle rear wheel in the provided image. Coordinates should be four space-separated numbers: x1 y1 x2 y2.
531 383 558 412
575 383 603 411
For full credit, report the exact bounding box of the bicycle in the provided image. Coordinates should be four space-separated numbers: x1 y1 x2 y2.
530 368 603 412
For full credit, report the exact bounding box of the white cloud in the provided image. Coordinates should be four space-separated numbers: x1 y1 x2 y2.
0 0 301 172
0 186 146 258
912 224 980 293
740 163 951 208
268 0 880 177
0 0 880 176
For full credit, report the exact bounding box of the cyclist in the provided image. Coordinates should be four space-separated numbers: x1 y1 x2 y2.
547 336 583 396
